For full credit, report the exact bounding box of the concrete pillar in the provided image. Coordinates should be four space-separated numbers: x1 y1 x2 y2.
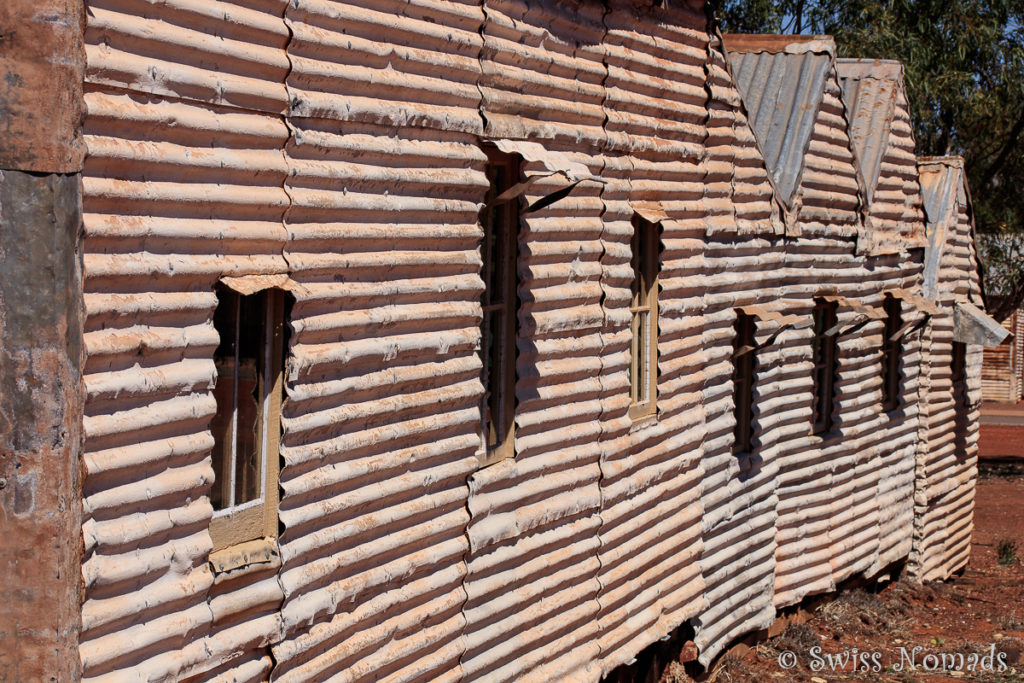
0 1 85 681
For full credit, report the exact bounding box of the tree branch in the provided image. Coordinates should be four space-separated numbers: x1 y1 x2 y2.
980 103 1024 190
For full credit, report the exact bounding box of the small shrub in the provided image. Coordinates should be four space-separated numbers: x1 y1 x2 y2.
774 622 819 659
997 538 1019 566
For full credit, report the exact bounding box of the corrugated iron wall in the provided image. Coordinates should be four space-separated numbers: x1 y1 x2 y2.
836 59 926 255
593 1 711 675
912 159 984 583
690 34 782 667
272 2 486 681
981 313 1018 403
80 0 293 678
461 2 608 681
77 1 985 679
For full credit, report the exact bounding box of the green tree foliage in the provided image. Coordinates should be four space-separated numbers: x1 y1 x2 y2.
715 0 1024 318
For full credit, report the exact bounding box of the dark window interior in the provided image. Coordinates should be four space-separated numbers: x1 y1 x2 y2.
211 287 276 509
480 149 520 462
811 300 839 434
733 311 757 453
882 295 902 412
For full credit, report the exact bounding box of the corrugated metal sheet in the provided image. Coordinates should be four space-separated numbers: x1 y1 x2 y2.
461 3 607 681
594 1 710 675
836 60 898 204
81 0 486 680
79 86 291 681
689 33 787 670
84 0 291 114
772 58 920 619
706 33 779 236
74 0 986 676
272 2 485 682
910 157 984 582
837 59 927 254
79 6 299 678
723 37 833 210
982 312 1021 402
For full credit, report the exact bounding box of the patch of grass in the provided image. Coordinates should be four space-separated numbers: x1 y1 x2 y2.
997 538 1019 566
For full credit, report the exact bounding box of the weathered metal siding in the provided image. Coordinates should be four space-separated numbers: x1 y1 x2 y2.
274 2 485 681
693 236 784 667
836 59 926 254
912 158 983 582
73 0 985 677
792 62 876 596
770 52 922 612
981 313 1018 403
80 0 486 680
725 42 832 211
594 1 710 674
688 34 782 668
461 3 606 681
80 0 293 674
834 60 925 578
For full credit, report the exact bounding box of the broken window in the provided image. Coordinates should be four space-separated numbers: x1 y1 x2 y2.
881 294 902 412
732 310 757 453
811 299 839 434
629 214 660 420
479 148 519 465
209 285 287 551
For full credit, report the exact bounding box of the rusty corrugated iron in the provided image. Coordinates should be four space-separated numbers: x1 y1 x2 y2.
837 58 927 254
723 35 834 211
69 0 989 677
909 157 985 582
0 0 85 172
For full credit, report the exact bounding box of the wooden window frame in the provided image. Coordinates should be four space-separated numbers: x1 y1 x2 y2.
732 310 757 453
811 299 839 435
629 214 660 420
479 148 520 466
881 294 902 412
209 286 286 552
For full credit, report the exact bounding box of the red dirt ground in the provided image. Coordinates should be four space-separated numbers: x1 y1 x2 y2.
979 426 1024 460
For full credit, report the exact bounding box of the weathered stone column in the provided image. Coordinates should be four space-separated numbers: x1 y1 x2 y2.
0 1 85 681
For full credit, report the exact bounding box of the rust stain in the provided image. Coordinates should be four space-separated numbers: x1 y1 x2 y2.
0 0 85 172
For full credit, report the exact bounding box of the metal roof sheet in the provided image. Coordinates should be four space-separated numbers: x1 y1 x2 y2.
836 59 901 204
919 156 965 229
724 39 833 208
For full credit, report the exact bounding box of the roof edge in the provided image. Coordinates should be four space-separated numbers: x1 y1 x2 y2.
722 33 835 55
918 155 966 169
